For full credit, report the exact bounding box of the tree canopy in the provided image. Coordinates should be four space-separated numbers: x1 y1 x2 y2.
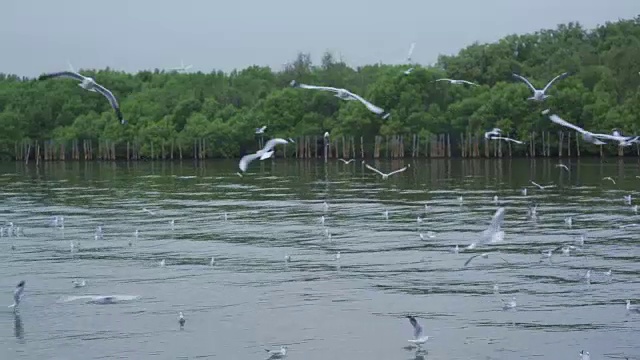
1 16 639 159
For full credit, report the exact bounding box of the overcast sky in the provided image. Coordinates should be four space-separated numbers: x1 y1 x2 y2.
2 0 638 77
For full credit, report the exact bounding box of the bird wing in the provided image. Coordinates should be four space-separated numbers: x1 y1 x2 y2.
93 83 125 123
435 78 452 82
464 254 480 266
239 153 262 172
38 70 86 82
542 72 570 92
259 150 274 160
297 83 342 93
407 42 415 62
460 80 479 86
492 136 524 144
364 163 386 177
530 181 544 189
549 115 590 135
262 138 289 152
387 165 409 176
343 90 386 115
338 158 348 164
512 73 538 92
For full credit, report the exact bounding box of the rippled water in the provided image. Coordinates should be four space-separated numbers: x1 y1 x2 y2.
1 159 639 360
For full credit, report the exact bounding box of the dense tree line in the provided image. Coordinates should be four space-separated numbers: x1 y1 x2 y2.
0 16 639 159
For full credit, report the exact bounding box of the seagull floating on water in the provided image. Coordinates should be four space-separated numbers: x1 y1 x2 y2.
501 296 517 310
265 346 287 359
8 281 25 311
38 71 125 124
626 300 640 314
580 350 590 360
363 161 410 180
290 80 390 119
512 72 570 101
72 280 86 288
179 312 186 328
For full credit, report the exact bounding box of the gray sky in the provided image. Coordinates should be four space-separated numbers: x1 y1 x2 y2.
2 0 638 77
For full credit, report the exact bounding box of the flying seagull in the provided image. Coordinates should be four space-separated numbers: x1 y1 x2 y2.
484 128 502 139
464 252 508 266
479 207 505 245
530 180 556 190
238 138 289 174
555 164 570 172
169 59 193 73
602 177 616 184
290 80 390 119
489 136 525 144
407 316 429 347
363 161 410 180
512 72 570 101
338 158 355 164
8 281 25 311
255 126 267 134
435 78 479 86
406 42 416 63
38 71 125 124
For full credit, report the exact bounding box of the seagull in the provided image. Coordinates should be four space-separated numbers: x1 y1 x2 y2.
403 68 414 75
8 281 25 311
512 72 570 101
484 128 502 139
521 188 527 196
556 164 570 172
479 207 505 244
626 300 640 314
624 195 632 205
169 59 192 72
238 138 289 174
549 114 637 146
580 350 590 360
290 80 390 119
501 297 517 310
406 42 416 63
603 177 616 184
72 280 86 288
363 162 410 179
284 254 291 263
255 126 267 134
435 78 478 86
530 181 556 190
265 346 287 359
338 158 355 164
142 208 156 215
38 71 125 124
210 257 215 266
464 252 508 267
565 217 573 228
178 312 186 328
159 259 166 267
406 316 429 347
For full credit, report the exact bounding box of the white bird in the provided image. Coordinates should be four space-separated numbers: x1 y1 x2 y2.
493 195 498 205
452 245 459 254
335 251 341 261
556 164 570 172
38 71 125 124
406 42 416 63
464 252 508 267
322 202 329 211
549 114 638 146
501 296 517 310
603 177 616 184
624 195 632 205
290 80 390 119
169 59 193 73
238 138 289 174
484 128 502 139
134 229 139 239
142 208 156 215
255 125 267 134
406 316 429 347
435 78 478 86
530 181 556 190
363 162 410 179
320 215 325 225
210 257 215 266
8 281 25 311
178 312 186 328
72 280 86 288
338 158 355 164
383 210 389 220
159 259 166 267
265 346 287 359
512 72 570 101
479 207 505 244
489 136 525 144
626 300 640 314
284 254 291 263
521 188 527 196
403 67 414 75
565 217 573 228
580 350 590 360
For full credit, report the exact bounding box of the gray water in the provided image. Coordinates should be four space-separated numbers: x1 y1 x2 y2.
1 159 639 360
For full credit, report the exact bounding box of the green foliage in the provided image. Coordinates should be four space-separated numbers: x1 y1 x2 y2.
1 17 639 158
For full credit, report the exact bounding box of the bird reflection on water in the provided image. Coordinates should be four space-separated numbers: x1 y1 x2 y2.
14 312 24 342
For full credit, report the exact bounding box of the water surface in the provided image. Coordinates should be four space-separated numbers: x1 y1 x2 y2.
1 159 639 360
